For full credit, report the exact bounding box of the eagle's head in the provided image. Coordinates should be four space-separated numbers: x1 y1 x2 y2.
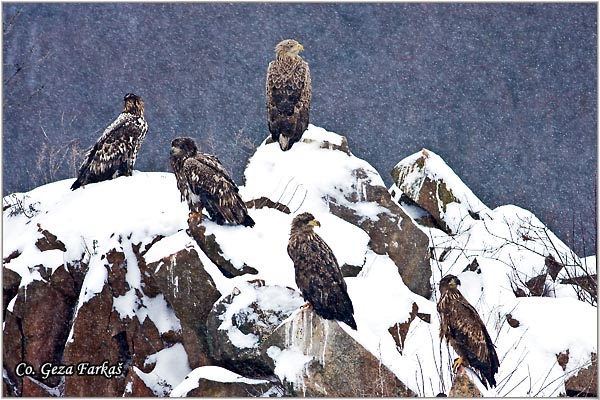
170 137 198 158
439 274 461 294
290 212 321 234
123 93 144 117
275 39 304 58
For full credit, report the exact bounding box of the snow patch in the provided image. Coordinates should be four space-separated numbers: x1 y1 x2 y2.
170 366 269 397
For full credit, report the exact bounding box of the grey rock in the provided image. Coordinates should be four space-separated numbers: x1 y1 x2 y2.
262 306 415 397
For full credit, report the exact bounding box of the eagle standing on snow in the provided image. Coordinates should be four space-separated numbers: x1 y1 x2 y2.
169 137 255 227
287 212 357 330
266 39 312 151
437 275 500 388
71 93 148 190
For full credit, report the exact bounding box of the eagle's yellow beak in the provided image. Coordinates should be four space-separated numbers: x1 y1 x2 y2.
296 43 304 52
170 147 180 156
308 219 321 227
449 277 461 289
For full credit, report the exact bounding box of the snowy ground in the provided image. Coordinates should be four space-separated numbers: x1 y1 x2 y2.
3 125 596 397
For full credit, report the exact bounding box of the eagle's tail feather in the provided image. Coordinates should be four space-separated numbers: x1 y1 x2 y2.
242 214 255 227
70 179 82 191
343 314 358 330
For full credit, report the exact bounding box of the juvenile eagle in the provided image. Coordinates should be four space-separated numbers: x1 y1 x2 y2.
287 212 357 330
266 39 311 151
437 275 500 388
71 93 147 190
169 137 255 227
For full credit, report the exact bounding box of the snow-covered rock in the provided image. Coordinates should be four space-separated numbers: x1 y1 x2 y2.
170 366 279 397
262 306 414 397
243 125 432 298
206 281 304 377
390 148 597 396
2 128 596 397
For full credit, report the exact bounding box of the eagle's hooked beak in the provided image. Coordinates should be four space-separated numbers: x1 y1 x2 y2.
170 147 180 156
296 43 304 52
308 219 321 227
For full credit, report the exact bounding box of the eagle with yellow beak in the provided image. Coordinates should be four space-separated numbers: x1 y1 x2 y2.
287 212 357 330
266 39 312 151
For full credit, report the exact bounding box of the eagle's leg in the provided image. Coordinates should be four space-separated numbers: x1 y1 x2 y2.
187 211 204 223
452 357 465 374
300 301 312 310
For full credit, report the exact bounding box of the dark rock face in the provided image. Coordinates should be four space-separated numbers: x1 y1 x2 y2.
187 219 258 278
146 246 220 370
34 226 67 252
448 372 482 397
62 284 131 396
2 233 222 397
3 263 84 396
122 368 155 397
565 352 597 397
262 307 415 397
388 302 430 354
325 145 432 299
2 266 21 320
184 377 279 397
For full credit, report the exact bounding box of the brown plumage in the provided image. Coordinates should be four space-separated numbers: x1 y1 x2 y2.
71 93 148 190
169 137 254 227
287 212 357 330
266 39 312 151
437 275 500 388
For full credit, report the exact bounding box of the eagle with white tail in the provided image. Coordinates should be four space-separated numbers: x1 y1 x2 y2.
266 39 312 151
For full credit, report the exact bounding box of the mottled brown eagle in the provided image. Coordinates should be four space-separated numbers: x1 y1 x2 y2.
71 93 148 190
437 275 499 388
169 137 255 227
287 212 357 330
266 39 312 151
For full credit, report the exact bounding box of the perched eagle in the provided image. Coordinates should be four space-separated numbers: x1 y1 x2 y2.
266 39 312 151
169 137 255 227
287 212 357 330
437 275 500 388
71 93 148 190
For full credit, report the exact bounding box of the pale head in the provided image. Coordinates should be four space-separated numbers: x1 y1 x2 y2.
275 39 304 58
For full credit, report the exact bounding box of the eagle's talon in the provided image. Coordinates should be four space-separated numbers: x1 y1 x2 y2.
300 302 312 310
452 357 464 374
187 212 204 223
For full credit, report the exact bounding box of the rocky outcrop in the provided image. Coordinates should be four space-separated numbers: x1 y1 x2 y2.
3 128 596 397
206 282 304 378
3 262 84 396
448 372 482 397
187 217 258 278
328 168 432 298
564 352 597 397
262 307 415 397
146 246 220 369
390 149 491 235
170 366 282 397
244 130 433 299
185 378 276 397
